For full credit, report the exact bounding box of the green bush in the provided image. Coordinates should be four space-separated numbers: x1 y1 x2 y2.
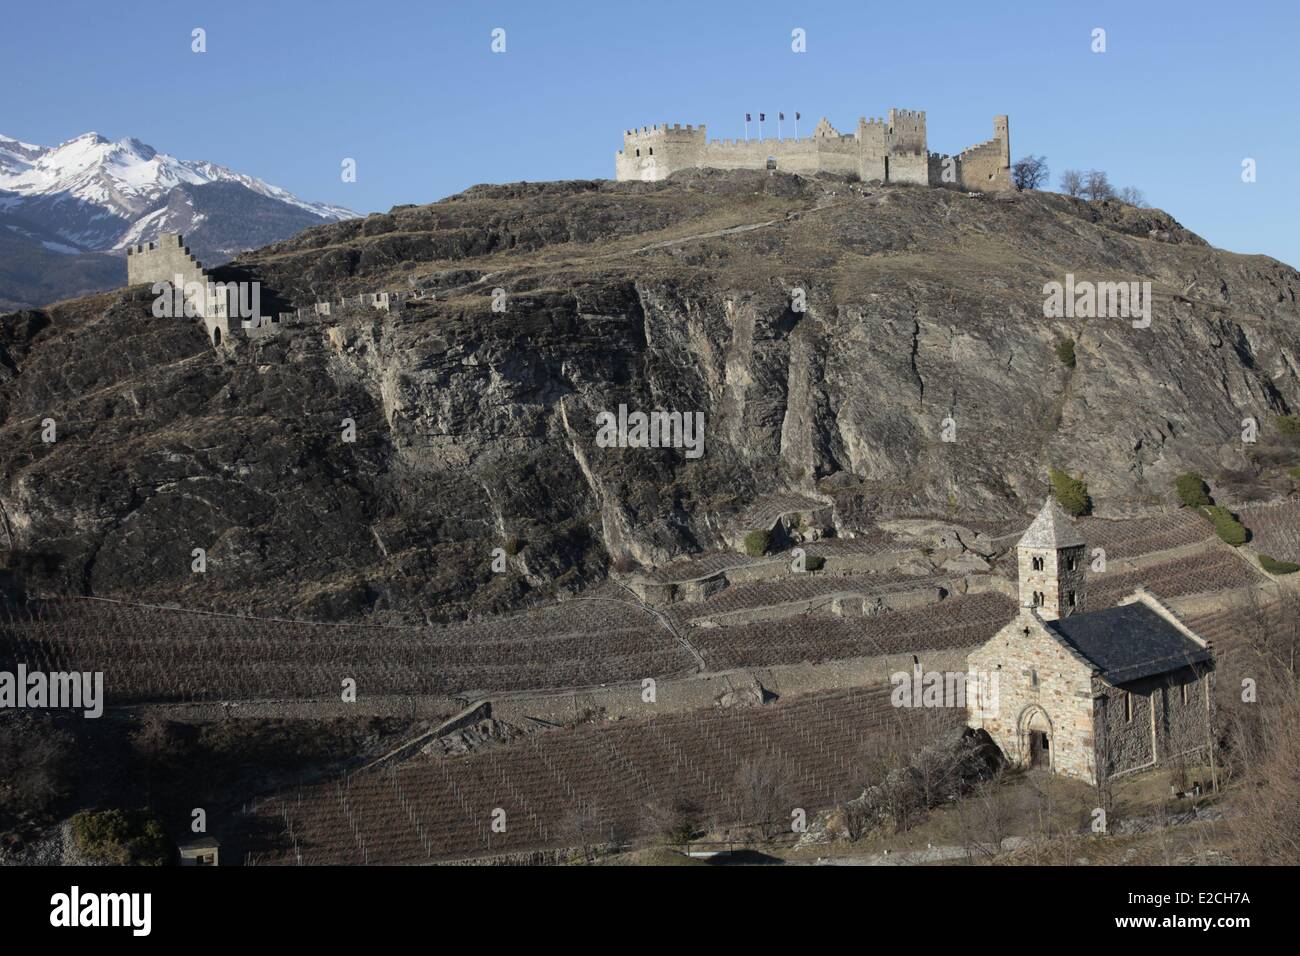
1048 467 1092 516
1055 338 1076 368
1173 472 1212 508
1259 554 1300 575
1288 466 1300 483
743 530 772 557
1278 414 1300 441
502 536 523 556
1203 505 1248 547
804 554 826 572
70 809 171 866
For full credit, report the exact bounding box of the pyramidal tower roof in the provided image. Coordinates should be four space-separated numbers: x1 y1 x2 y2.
1018 498 1086 549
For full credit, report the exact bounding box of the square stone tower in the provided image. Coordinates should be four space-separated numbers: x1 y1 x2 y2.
1016 499 1087 621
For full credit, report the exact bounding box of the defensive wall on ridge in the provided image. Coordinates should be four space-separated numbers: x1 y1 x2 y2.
126 234 431 349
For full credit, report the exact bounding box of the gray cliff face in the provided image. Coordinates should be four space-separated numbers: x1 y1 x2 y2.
1 171 1297 620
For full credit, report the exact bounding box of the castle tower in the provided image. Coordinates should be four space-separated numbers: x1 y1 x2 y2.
614 124 707 181
1017 499 1087 621
993 114 1010 169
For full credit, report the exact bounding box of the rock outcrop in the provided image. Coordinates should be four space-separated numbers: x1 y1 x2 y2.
1 170 1297 620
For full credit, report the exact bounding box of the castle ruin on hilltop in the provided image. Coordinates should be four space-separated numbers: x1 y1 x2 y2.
616 109 1010 191
127 234 430 348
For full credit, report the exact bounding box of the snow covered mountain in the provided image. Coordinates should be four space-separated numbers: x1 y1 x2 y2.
0 132 358 309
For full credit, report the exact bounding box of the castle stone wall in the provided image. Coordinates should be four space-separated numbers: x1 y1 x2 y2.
956 115 1011 191
126 234 206 290
123 233 429 348
889 151 930 186
615 109 1011 191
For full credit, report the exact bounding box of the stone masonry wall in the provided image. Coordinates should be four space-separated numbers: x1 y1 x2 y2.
126 234 206 289
967 609 1099 782
1100 675 1155 775
1098 665 1212 778
1018 543 1087 620
955 115 1010 191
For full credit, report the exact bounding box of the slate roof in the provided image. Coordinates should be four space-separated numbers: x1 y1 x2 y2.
1045 601 1211 684
1018 498 1086 550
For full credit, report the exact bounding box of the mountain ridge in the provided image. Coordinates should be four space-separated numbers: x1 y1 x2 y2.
0 131 357 309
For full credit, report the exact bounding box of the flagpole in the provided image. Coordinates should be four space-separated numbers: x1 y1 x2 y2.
778 114 783 140
795 112 800 138
759 114 764 139
744 114 749 141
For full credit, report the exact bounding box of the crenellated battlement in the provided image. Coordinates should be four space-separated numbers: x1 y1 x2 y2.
621 123 707 142
124 233 437 350
615 107 1010 191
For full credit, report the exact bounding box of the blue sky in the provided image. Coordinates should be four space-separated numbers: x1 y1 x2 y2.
5 0 1298 266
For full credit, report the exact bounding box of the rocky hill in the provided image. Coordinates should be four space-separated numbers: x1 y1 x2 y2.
0 171 1297 621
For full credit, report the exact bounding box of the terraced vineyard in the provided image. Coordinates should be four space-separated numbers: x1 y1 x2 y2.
1235 501 1300 563
668 570 954 623
0 595 695 703
1076 509 1214 560
1183 601 1295 654
0 508 1256 706
691 592 1016 669
1086 547 1266 609
640 535 908 584
244 685 956 865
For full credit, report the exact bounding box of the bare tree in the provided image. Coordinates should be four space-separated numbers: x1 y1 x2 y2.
1230 691 1300 864
913 741 961 809
840 799 872 842
561 804 605 862
1218 585 1300 863
1083 169 1116 201
1012 155 1050 191
954 773 1016 860
1118 186 1148 207
1059 169 1084 197
735 757 792 840
643 791 704 845
1240 586 1300 680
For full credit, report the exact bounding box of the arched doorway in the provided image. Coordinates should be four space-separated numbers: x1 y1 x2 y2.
1018 705 1053 771
212 327 222 346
